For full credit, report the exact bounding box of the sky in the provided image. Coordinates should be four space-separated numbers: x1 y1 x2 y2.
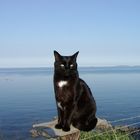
0 0 140 67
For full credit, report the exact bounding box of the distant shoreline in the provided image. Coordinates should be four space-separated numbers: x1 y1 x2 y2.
0 66 140 75
0 65 140 69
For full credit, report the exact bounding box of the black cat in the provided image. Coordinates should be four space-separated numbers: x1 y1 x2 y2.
53 51 97 132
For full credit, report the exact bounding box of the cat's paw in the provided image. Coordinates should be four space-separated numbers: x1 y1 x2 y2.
62 126 70 132
55 124 62 129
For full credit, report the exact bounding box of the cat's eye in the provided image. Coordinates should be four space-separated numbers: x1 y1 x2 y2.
60 64 65 68
70 64 74 68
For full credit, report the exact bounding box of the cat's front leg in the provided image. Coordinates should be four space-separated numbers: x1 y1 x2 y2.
55 107 64 129
63 120 70 132
62 104 75 132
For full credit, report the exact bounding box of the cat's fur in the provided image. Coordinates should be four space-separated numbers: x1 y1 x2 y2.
53 51 97 132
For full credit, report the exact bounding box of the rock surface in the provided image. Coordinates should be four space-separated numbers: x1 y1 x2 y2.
30 117 112 139
96 118 112 130
31 119 80 140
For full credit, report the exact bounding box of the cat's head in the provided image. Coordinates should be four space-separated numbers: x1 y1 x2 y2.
54 51 79 76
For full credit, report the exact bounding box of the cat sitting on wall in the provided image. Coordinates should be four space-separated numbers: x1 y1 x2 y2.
53 51 97 132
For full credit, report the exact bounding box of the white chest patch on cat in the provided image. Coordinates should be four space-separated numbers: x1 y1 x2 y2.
57 102 63 110
58 81 68 88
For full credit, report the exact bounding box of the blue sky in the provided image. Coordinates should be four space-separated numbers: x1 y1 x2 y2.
0 0 140 67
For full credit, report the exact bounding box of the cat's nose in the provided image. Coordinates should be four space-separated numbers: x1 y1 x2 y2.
65 70 70 76
65 69 70 73
65 68 70 73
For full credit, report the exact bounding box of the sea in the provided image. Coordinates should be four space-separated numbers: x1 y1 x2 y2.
0 67 140 140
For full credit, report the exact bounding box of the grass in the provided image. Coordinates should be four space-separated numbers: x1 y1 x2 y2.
80 130 134 140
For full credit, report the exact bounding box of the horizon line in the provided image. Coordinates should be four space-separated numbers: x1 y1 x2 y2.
0 65 140 69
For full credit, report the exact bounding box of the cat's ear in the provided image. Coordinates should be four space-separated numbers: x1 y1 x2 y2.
72 51 79 61
54 50 62 61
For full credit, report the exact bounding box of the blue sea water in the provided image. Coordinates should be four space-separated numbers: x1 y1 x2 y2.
0 67 140 139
